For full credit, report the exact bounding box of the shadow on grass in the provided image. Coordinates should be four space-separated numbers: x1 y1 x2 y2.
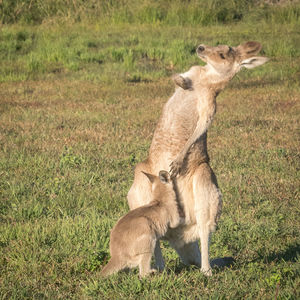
261 243 300 263
172 256 235 274
234 243 300 270
172 243 299 274
98 244 299 276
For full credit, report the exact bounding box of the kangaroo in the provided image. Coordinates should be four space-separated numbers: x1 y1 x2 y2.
127 41 269 275
101 171 181 278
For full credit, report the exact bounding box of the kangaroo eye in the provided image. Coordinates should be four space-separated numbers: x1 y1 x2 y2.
228 47 233 52
220 53 225 59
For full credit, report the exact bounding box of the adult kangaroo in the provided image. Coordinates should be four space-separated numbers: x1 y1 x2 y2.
127 41 269 275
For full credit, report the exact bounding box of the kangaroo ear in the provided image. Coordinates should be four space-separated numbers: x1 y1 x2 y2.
241 56 269 69
159 170 171 184
142 171 156 183
237 41 262 59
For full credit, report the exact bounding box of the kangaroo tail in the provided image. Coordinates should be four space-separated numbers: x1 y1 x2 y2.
100 257 124 278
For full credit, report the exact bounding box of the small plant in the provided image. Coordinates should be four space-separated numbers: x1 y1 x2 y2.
59 147 85 169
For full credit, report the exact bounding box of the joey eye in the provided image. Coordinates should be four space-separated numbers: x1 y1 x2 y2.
228 46 233 52
219 53 225 59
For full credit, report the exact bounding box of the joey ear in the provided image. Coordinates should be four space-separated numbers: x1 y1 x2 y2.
241 56 269 69
142 171 156 183
158 170 171 184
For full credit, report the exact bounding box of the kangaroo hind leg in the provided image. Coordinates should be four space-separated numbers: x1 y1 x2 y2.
193 165 222 276
138 238 157 278
169 239 201 267
138 252 157 278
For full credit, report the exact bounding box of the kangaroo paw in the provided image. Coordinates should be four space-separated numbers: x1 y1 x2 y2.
172 74 192 90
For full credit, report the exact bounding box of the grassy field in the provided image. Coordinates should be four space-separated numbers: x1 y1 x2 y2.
0 1 300 299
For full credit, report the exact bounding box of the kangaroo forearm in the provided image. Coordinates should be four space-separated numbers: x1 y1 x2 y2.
178 114 213 160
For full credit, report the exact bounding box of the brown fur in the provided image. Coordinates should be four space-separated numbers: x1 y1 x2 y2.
127 41 268 275
101 171 181 278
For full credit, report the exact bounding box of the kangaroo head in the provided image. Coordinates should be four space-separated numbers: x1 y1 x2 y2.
142 170 176 202
196 41 269 78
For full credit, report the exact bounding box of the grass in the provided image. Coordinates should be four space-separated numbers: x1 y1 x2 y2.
1 22 299 84
2 0 300 26
0 2 300 299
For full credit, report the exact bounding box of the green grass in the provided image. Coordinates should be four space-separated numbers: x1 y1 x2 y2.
1 0 300 26
1 21 300 84
0 2 300 299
